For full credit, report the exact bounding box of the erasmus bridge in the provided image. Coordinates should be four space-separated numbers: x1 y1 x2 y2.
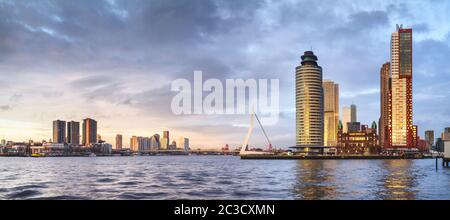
239 111 274 155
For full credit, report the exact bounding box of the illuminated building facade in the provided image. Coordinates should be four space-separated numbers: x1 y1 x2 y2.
295 51 323 148
379 62 391 148
82 118 97 146
161 131 170 149
390 24 413 148
337 122 379 154
115 134 123 149
323 80 339 146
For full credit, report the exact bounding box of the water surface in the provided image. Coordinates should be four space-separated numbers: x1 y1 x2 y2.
0 156 449 200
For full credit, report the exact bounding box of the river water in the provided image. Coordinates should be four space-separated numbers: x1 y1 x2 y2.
0 156 449 200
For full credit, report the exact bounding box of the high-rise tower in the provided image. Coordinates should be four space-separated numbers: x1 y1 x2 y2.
82 118 97 147
380 62 391 148
53 120 66 144
323 80 339 146
116 134 123 149
67 121 80 146
296 51 323 147
342 104 357 133
390 24 413 147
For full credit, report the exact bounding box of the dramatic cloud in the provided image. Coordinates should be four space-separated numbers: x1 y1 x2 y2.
1 0 450 147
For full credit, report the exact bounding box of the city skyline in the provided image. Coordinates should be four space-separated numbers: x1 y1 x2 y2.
1 1 450 148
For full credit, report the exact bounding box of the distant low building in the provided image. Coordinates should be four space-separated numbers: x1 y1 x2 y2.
347 122 361 133
179 137 190 152
91 142 112 155
337 121 379 154
416 138 429 152
31 143 66 156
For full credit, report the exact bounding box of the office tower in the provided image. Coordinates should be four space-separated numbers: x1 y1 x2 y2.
53 120 66 144
1 139 6 146
150 134 160 150
160 138 169 150
179 137 190 151
82 118 97 147
130 136 137 151
323 80 339 146
425 130 434 148
342 107 351 133
67 121 80 146
390 24 413 147
380 62 391 148
342 105 356 133
350 104 357 122
296 51 323 147
161 131 170 149
163 131 169 141
130 136 151 152
143 137 151 151
115 134 123 149
130 136 142 152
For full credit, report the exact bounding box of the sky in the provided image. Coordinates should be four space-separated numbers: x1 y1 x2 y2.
1 0 450 149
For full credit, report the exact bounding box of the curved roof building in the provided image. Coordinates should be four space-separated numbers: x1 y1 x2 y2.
296 51 324 147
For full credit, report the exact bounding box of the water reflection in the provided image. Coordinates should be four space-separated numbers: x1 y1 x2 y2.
293 160 338 200
377 160 418 200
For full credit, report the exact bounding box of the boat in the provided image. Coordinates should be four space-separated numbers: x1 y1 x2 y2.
89 153 96 157
31 153 45 157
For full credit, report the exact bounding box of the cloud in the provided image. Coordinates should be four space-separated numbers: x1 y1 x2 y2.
341 88 380 99
0 0 450 146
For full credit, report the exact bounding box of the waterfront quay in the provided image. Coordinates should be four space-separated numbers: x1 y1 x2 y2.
0 148 241 157
241 154 430 160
